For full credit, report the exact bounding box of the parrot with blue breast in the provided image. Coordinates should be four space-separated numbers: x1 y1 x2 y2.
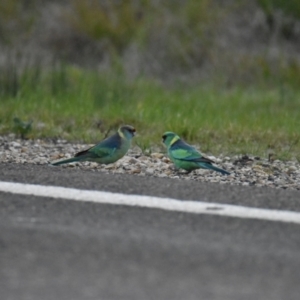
51 125 136 166
162 131 230 175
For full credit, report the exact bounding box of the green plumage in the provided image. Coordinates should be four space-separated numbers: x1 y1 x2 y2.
162 131 230 175
51 125 135 166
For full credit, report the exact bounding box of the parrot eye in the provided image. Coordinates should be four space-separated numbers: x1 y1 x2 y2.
162 134 167 142
130 128 136 136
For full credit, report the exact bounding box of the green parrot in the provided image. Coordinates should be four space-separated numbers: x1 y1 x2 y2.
51 125 136 166
162 131 230 175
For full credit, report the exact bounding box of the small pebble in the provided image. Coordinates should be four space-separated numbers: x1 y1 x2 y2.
0 135 299 190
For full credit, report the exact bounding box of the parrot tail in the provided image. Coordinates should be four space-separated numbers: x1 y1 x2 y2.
51 156 82 166
201 163 230 175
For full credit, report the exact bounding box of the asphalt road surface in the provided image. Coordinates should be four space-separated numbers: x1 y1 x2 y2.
1 163 300 300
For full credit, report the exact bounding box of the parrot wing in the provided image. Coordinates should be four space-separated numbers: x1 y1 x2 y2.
170 140 215 164
75 133 120 158
75 145 116 159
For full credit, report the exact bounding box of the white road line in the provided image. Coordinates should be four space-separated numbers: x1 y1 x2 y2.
0 180 300 224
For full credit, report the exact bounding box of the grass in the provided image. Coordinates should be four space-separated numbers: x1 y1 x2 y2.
0 0 36 43
68 0 148 52
258 0 300 19
0 1 299 161
0 65 300 161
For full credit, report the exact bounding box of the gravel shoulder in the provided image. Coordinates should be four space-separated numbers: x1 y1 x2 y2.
1 135 300 191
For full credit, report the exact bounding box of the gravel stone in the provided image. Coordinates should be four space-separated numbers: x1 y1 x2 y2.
1 135 300 190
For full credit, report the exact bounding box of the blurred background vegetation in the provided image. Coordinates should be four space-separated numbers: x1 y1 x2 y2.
0 0 300 159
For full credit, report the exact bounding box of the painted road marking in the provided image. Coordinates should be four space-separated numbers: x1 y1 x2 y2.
0 180 300 224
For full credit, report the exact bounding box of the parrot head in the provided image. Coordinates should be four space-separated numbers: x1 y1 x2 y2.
162 131 180 147
119 125 136 139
